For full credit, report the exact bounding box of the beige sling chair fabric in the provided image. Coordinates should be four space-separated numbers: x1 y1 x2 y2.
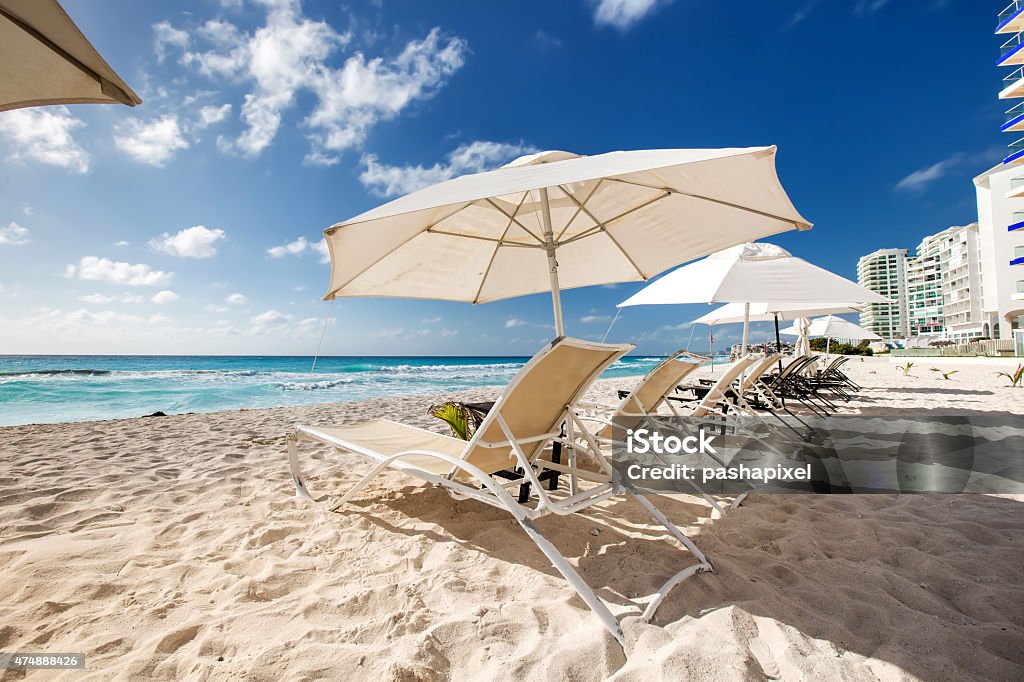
286 337 715 645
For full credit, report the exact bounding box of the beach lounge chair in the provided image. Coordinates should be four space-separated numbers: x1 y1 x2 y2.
670 354 760 417
286 337 714 646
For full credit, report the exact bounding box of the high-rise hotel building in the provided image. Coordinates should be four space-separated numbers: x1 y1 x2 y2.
857 249 909 339
973 2 1024 342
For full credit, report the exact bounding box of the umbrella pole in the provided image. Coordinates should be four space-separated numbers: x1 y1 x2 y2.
774 313 783 373
740 302 750 356
538 188 564 337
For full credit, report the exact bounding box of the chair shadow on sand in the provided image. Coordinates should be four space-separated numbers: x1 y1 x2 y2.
321 407 1024 680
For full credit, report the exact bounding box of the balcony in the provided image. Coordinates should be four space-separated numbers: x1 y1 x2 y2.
999 1 1024 34
1008 175 1024 198
1006 102 1024 132
1011 210 1024 231
999 32 1024 66
1001 68 1024 99
1005 137 1024 164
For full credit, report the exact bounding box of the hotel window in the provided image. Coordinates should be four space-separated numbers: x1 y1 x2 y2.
1016 245 1024 259
1018 280 1024 294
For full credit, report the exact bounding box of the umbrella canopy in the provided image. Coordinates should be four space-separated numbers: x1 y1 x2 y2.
691 301 862 326
0 0 141 112
323 147 811 336
779 315 882 341
617 242 888 353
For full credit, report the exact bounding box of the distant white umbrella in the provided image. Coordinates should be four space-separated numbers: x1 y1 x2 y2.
617 242 889 354
780 314 881 359
323 147 811 336
0 0 141 111
693 301 864 369
691 301 861 326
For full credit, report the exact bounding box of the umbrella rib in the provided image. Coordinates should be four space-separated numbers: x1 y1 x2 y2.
471 193 530 304
559 191 670 245
0 6 135 107
558 186 666 280
426 228 540 247
555 179 603 243
483 198 545 245
605 177 806 227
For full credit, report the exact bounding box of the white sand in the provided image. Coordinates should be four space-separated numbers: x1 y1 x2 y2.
0 356 1023 680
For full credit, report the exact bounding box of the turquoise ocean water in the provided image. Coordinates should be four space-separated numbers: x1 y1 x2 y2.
0 354 675 426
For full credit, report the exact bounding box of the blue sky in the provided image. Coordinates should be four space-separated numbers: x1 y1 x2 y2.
0 0 1003 356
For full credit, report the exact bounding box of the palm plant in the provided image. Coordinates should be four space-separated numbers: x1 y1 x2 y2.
897 362 914 377
427 401 473 440
929 367 958 380
994 364 1024 388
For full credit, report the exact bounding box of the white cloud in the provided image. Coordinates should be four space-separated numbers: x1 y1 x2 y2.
204 304 229 312
154 20 190 62
77 293 144 304
151 290 180 304
312 238 330 263
249 308 293 334
854 0 893 14
267 236 310 258
581 314 611 324
303 28 469 165
114 115 190 166
267 236 330 263
226 293 247 304
115 240 130 247
591 0 666 30
505 318 528 328
0 222 30 246
196 103 232 128
159 3 467 163
360 140 537 197
65 256 173 287
895 153 963 192
0 106 89 172
785 0 819 29
422 316 442 323
251 309 290 325
150 225 226 258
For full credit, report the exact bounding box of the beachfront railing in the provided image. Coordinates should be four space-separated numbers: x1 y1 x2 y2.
893 339 1017 358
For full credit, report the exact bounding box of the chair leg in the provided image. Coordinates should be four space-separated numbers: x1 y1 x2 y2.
515 516 626 646
287 433 317 503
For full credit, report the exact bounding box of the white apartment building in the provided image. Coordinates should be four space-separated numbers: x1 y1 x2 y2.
905 234 944 336
974 164 1024 341
857 249 908 339
937 223 986 342
858 224 985 342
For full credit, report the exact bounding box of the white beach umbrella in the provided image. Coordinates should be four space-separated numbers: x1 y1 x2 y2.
617 242 889 354
691 301 861 326
322 147 811 336
793 317 812 358
0 0 141 111
780 314 881 358
692 300 863 367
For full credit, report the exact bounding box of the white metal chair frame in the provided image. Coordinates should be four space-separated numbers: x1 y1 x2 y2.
286 337 714 646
